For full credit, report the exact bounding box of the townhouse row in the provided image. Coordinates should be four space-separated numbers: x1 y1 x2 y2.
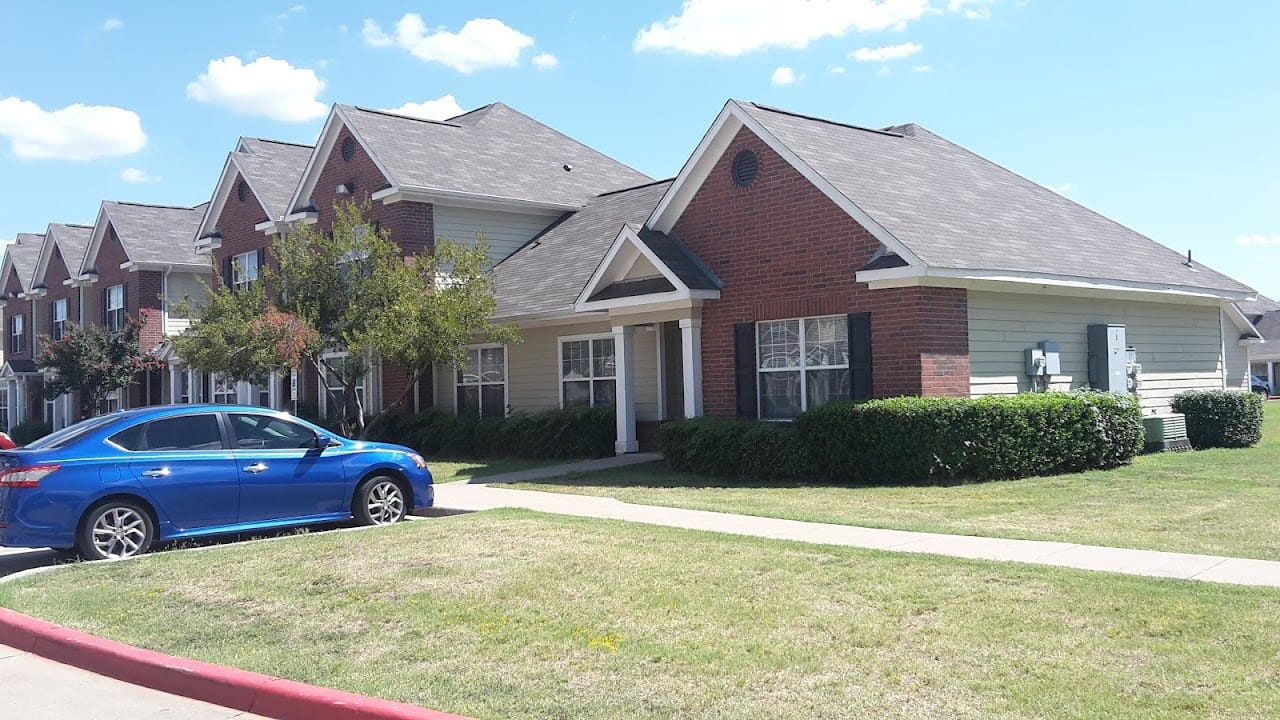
1 99 1261 451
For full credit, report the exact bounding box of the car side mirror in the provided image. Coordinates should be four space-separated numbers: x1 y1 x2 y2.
315 434 334 450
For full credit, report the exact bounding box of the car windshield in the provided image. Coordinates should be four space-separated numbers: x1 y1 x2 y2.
24 414 124 450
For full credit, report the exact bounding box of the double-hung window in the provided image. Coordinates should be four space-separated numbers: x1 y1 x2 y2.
51 299 68 341
757 316 850 420
322 354 365 419
105 285 126 332
456 346 505 418
232 250 259 292
9 314 24 354
212 374 237 404
560 335 616 408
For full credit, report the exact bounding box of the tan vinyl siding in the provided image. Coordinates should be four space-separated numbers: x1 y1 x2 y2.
968 290 1227 413
162 271 208 336
433 206 560 266
436 321 660 420
1222 309 1249 392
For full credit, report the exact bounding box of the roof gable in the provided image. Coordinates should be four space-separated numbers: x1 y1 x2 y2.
197 138 314 243
83 201 208 275
575 225 722 312
290 102 651 215
0 233 44 294
649 99 1253 300
33 223 92 288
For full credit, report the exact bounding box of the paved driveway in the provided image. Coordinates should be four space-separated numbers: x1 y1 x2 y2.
0 547 62 579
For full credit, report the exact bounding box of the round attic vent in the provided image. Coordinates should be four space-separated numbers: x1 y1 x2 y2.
237 181 248 202
341 137 356 162
731 150 759 188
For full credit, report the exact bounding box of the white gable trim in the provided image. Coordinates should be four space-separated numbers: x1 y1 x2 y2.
30 226 62 290
80 204 129 277
646 100 925 269
286 105 398 217
195 150 277 247
573 225 720 312
859 265 1255 303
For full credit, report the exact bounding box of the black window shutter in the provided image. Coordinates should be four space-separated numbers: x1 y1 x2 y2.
222 256 233 289
257 247 267 274
848 312 873 400
101 288 108 325
121 284 128 317
734 322 758 420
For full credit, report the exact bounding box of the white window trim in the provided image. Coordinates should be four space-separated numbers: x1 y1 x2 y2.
557 332 617 409
318 352 367 418
454 344 508 418
212 373 238 404
51 298 68 341
232 250 260 292
10 314 24 353
106 284 126 332
756 314 851 420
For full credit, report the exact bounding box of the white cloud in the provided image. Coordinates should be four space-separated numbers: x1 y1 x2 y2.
771 66 802 85
0 97 146 161
635 0 930 56
186 56 326 123
272 4 306 22
1049 183 1076 195
101 18 123 31
386 94 465 121
912 64 932 72
852 42 923 62
1237 234 1280 246
338 23 349 33
532 52 559 71
121 167 161 183
948 0 994 20
876 66 891 76
362 14 535 73
829 65 846 75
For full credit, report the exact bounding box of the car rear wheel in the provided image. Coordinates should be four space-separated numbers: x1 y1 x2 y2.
78 501 155 560
354 476 407 526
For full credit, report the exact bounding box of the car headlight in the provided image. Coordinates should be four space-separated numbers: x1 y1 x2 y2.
406 452 427 469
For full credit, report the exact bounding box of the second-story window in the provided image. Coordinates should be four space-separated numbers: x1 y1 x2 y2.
51 299 68 341
105 285 126 332
9 314 24 354
233 250 260 292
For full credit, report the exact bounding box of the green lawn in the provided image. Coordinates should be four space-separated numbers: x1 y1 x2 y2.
2 510 1277 719
428 458 559 484
519 404 1280 560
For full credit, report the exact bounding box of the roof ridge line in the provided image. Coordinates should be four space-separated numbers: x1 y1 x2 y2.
745 102 905 138
109 200 205 211
241 137 314 149
597 178 675 198
348 105 463 128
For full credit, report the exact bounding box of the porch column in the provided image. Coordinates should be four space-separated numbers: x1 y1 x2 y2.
680 318 704 418
613 325 638 454
6 380 15 429
168 363 181 404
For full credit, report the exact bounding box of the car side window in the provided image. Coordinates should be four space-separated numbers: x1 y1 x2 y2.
139 414 224 452
107 423 146 451
229 413 317 450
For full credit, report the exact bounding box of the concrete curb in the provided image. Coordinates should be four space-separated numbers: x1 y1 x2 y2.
0 608 474 720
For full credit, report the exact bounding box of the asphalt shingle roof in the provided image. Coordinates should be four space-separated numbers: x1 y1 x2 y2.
738 102 1253 295
6 233 45 290
102 201 209 266
635 228 722 291
45 224 92 281
236 138 314 221
493 180 673 318
340 103 652 209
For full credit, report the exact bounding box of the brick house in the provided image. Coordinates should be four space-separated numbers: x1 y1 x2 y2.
72 201 210 414
23 223 95 427
274 102 649 419
0 232 45 429
182 136 315 409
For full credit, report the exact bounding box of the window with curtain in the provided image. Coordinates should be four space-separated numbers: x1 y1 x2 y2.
757 316 850 420
560 336 616 408
457 346 506 418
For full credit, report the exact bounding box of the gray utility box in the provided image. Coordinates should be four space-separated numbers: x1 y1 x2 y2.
1088 324 1127 392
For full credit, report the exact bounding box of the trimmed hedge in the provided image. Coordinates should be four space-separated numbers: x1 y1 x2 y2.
1171 390 1263 449
9 420 52 446
661 391 1145 484
367 406 616 460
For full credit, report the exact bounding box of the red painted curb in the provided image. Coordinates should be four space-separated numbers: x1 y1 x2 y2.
0 607 474 720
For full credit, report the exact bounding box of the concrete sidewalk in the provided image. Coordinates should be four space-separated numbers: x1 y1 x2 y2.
433 481 1280 588
0 643 267 720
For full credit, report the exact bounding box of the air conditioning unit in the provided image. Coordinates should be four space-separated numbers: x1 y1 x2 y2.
1142 413 1191 452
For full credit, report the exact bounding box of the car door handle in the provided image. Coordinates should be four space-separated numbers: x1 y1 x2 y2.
141 468 170 478
243 462 269 474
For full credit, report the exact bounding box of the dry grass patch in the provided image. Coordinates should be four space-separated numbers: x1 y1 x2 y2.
1 510 1277 719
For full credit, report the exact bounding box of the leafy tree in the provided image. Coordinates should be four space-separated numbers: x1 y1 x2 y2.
37 312 165 418
174 199 518 438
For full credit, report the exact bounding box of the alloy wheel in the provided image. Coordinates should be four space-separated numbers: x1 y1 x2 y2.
91 507 149 558
365 480 405 524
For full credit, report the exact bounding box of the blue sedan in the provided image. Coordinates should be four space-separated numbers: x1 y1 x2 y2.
0 405 433 560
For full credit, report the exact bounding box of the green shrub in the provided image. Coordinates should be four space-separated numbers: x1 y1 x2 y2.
667 391 1144 485
1171 390 1263 449
369 406 616 460
660 417 807 482
10 420 53 446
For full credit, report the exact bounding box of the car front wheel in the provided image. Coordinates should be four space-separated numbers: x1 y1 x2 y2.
78 501 155 560
354 476 407 526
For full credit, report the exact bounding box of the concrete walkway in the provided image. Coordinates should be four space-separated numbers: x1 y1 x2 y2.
467 452 661 483
0 643 267 720
433 480 1280 588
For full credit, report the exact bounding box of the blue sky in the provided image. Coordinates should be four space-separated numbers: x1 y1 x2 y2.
2 1 1277 297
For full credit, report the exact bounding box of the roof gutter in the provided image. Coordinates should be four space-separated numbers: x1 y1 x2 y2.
372 186 580 214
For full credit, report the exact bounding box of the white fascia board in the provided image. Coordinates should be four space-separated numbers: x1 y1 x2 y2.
30 226 56 290
1225 301 1262 338
195 155 237 242
79 203 113 277
574 225 699 309
576 288 719 314
285 105 344 216
375 186 579 215
120 261 212 274
857 266 1255 303
284 211 319 224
